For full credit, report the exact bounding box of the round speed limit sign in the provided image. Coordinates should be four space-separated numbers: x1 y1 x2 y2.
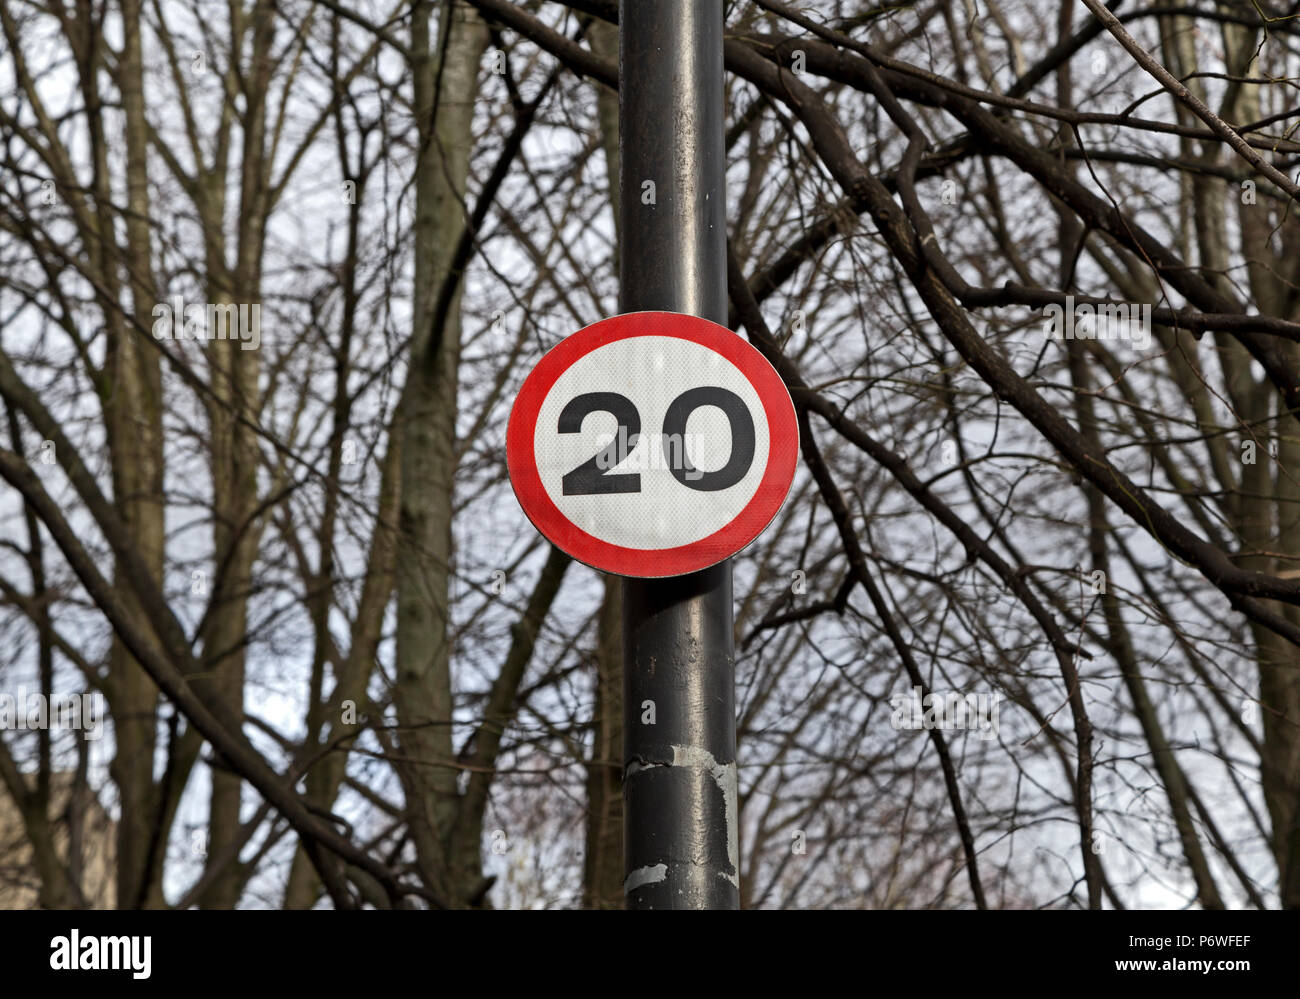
507 311 798 577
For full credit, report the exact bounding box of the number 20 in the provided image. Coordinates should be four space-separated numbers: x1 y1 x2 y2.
559 387 755 495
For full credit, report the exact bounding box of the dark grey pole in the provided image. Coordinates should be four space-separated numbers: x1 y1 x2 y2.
618 0 739 909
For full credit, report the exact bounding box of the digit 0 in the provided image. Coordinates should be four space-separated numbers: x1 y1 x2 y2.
662 386 754 492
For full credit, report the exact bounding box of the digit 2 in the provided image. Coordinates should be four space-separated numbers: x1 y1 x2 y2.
559 393 642 495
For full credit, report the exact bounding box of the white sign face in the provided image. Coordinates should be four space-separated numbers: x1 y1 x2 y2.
508 312 798 578
533 335 771 551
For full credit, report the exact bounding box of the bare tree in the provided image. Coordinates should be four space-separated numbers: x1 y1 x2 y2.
2 0 1299 909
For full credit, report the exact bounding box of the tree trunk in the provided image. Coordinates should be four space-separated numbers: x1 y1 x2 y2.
391 0 488 906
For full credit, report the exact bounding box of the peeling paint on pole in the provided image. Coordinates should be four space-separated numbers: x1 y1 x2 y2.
624 863 668 894
672 744 740 887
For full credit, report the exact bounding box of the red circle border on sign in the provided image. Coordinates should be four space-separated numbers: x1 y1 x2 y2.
506 311 799 578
